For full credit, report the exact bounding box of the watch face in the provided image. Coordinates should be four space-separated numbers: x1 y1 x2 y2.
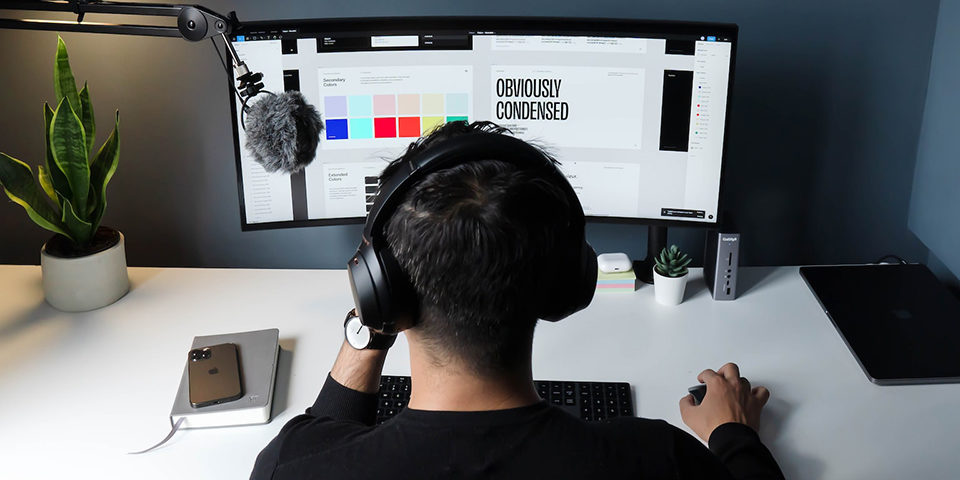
345 314 371 350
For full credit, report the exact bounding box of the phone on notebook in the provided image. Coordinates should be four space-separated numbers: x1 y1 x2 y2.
188 343 243 408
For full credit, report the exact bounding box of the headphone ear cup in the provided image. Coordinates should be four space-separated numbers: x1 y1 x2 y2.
538 239 597 321
377 247 418 333
577 241 599 308
348 244 387 332
348 243 418 334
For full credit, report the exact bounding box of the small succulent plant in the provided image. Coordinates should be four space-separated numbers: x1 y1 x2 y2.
654 245 692 278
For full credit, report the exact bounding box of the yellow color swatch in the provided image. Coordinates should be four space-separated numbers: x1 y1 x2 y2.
421 116 445 135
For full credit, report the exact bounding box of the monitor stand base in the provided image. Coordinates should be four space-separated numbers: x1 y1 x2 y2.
634 225 668 284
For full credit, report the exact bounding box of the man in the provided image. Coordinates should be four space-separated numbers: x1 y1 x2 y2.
251 122 784 479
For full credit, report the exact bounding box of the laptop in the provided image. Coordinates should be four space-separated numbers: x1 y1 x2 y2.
800 264 960 385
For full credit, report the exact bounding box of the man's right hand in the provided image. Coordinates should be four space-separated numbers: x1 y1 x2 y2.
679 362 770 443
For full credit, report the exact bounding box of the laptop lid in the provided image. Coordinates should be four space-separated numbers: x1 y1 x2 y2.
800 264 960 385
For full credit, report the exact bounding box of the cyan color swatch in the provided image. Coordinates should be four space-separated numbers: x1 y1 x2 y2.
349 118 374 139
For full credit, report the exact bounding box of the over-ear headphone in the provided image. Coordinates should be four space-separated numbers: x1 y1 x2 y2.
347 132 598 334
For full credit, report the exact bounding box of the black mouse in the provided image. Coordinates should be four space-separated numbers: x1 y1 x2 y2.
688 385 707 405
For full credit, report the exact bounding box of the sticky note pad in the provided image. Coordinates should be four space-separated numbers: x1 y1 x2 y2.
596 286 636 293
598 271 637 281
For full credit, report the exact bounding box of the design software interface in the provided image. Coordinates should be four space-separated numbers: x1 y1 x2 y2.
230 21 734 228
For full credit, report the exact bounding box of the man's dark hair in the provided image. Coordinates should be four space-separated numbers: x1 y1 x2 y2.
382 121 577 375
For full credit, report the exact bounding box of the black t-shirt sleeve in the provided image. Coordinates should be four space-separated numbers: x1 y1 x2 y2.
669 423 736 480
308 373 379 425
250 373 378 480
707 423 785 480
667 422 784 480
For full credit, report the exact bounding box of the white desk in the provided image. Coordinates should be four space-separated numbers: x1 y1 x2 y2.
0 265 957 479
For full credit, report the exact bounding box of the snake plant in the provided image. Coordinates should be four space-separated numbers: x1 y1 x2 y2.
0 36 120 250
654 245 692 278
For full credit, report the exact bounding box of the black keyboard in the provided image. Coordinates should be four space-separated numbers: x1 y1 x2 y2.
376 375 634 425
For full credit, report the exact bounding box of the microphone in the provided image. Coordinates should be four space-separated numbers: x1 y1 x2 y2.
219 32 325 174
243 91 324 174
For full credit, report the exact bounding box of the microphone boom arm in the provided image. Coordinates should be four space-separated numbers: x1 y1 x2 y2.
1 1 268 128
0 1 234 40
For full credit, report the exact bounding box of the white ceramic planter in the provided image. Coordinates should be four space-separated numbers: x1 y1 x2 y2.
653 269 688 306
40 232 129 312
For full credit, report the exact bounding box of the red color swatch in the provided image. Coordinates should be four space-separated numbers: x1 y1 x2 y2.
374 117 396 138
398 117 421 137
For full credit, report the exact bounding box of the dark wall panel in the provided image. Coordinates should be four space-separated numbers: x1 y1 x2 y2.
0 0 939 269
910 0 960 283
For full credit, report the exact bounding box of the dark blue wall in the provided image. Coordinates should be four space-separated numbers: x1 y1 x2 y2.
0 0 940 269
910 0 960 288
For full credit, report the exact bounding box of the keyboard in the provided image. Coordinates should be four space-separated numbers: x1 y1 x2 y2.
376 375 634 425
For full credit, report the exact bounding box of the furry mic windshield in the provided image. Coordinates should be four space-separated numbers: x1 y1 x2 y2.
244 91 324 174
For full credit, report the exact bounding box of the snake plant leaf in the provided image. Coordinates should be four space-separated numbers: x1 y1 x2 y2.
38 164 58 204
54 36 80 115
0 152 71 240
43 102 71 201
50 97 89 218
88 111 119 227
59 193 94 245
79 82 95 158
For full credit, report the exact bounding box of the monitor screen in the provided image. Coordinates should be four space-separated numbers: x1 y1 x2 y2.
229 18 736 230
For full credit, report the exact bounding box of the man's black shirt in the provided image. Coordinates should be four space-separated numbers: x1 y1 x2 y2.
251 375 784 479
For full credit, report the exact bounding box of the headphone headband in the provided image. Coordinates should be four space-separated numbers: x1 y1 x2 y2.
363 133 582 243
348 130 596 335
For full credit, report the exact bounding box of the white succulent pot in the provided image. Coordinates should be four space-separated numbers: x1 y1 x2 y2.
653 269 688 306
40 231 130 312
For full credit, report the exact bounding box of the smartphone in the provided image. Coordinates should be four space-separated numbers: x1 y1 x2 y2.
188 343 243 408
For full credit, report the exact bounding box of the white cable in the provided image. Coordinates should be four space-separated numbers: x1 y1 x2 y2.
128 417 185 455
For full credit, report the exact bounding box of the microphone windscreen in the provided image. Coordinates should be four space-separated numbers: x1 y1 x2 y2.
244 91 324 174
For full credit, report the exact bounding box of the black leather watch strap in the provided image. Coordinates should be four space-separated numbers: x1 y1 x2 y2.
367 330 397 350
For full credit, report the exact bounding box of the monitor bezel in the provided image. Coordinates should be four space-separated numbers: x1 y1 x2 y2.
228 16 739 231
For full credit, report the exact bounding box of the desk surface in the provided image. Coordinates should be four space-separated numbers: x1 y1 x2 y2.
1 265 958 479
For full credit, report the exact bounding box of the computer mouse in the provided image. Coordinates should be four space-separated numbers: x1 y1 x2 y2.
688 384 707 405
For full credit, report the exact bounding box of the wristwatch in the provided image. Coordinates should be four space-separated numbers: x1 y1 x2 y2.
343 308 397 350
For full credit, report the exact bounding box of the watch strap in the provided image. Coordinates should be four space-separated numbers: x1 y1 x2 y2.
366 331 397 350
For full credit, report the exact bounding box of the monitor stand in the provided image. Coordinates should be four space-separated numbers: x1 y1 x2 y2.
633 225 667 284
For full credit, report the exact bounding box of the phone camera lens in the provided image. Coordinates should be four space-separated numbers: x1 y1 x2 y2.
203 349 212 359
190 349 202 361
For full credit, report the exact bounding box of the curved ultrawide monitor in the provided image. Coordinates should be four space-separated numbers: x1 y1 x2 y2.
228 18 737 230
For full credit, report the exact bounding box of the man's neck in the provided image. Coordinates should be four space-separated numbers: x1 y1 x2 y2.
406 344 541 412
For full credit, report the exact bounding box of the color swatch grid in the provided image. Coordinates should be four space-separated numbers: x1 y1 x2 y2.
323 93 469 141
